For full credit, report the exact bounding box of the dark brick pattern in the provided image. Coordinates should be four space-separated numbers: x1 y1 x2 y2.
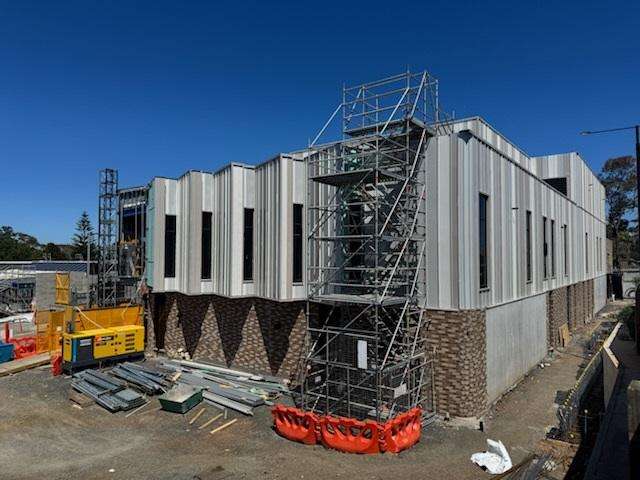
424 309 487 418
548 279 595 348
567 279 595 332
148 292 307 381
547 286 568 348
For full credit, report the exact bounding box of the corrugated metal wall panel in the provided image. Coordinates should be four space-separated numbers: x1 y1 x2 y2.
444 119 607 310
145 164 306 299
143 117 605 310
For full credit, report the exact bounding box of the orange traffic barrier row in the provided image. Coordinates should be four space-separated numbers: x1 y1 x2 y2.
271 405 422 454
272 405 319 445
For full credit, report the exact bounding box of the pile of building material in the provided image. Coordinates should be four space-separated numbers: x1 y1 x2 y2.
110 362 169 395
162 359 288 416
72 370 147 412
69 359 288 416
158 383 203 413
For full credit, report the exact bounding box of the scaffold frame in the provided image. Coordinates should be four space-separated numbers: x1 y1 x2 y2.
98 168 118 307
302 70 447 422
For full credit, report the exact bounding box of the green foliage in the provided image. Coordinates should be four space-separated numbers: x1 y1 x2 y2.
43 242 69 260
72 211 97 260
600 156 638 268
618 305 636 339
0 226 42 260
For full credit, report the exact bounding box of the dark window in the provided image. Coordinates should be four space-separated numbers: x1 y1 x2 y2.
164 215 176 278
585 233 589 273
599 237 603 272
201 212 212 280
551 219 556 277
243 208 254 281
293 204 303 283
543 177 568 196
526 211 532 282
479 194 489 289
542 216 548 279
563 225 568 276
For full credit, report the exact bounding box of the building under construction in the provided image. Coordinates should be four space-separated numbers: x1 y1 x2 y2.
117 70 607 420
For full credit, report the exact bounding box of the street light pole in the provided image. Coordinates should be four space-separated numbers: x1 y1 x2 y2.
636 126 640 354
582 125 640 355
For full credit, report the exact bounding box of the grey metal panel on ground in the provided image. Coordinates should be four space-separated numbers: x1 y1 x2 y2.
485 293 548 403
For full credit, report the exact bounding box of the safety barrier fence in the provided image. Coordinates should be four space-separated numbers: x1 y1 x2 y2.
0 305 144 362
272 405 422 454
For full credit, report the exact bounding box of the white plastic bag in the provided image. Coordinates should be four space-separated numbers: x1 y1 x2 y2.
470 439 513 474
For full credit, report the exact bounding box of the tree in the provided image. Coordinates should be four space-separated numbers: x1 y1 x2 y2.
600 156 637 268
72 211 97 260
43 242 69 260
0 226 42 260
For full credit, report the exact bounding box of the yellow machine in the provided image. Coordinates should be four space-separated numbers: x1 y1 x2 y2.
62 325 145 373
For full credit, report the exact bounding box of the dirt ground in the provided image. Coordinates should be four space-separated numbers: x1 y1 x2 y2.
0 304 624 480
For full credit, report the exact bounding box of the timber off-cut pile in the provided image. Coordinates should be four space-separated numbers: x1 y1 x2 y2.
162 359 289 416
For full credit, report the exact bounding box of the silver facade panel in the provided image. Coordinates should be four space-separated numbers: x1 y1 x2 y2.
146 159 305 301
444 118 607 310
144 117 606 310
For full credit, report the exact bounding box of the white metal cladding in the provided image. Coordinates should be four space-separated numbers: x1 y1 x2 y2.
146 158 305 301
144 116 605 310
254 155 306 300
532 152 606 220
426 117 607 310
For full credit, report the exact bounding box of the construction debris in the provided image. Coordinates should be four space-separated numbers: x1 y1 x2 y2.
158 384 203 414
162 359 288 416
198 413 224 430
210 418 237 435
188 407 206 425
72 370 146 412
471 439 513 474
66 358 288 417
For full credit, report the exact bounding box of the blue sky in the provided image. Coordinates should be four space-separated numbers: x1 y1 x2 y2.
1 0 639 243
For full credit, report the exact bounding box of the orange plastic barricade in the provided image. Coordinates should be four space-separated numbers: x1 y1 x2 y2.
51 354 63 376
10 336 37 360
272 405 319 445
381 407 422 453
319 416 381 454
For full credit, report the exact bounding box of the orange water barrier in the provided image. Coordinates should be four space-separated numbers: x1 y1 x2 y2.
272 405 422 454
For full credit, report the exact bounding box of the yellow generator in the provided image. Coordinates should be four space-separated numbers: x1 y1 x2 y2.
62 325 145 373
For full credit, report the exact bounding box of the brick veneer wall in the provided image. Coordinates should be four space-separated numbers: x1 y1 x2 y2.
547 286 568 348
567 279 595 332
425 309 487 418
147 292 306 381
547 279 596 347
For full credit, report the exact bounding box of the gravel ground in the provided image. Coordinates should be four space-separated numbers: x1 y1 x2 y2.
0 306 621 480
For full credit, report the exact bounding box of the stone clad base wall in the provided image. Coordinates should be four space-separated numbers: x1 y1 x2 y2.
547 279 596 348
425 309 487 418
146 292 306 381
144 279 602 418
548 286 568 348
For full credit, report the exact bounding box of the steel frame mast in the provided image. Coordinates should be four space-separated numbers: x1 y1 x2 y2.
303 71 444 422
98 168 119 307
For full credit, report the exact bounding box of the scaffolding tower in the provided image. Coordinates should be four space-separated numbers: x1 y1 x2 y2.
98 168 119 307
303 71 447 422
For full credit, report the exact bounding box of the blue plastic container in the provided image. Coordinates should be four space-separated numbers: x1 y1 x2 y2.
0 342 14 363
